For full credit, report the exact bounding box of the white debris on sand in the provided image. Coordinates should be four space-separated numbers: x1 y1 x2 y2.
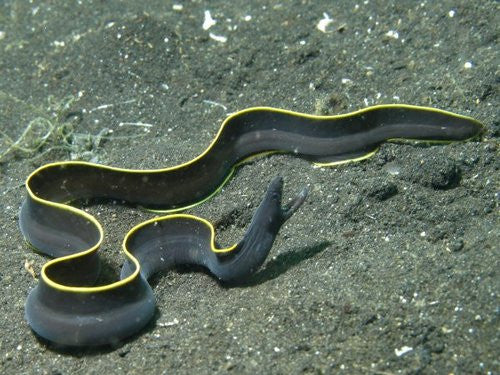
317 13 333 33
395 346 413 357
203 10 217 30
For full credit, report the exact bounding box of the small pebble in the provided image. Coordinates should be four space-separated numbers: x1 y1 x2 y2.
448 238 464 252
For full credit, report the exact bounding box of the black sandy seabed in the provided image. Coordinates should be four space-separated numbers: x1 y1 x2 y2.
0 1 498 374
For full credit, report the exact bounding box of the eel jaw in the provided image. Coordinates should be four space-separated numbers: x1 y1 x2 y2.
212 176 308 282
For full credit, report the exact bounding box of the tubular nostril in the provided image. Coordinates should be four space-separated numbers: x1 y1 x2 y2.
281 186 308 221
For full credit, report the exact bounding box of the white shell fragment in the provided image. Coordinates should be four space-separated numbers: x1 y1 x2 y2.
209 33 227 43
317 13 333 33
385 30 399 39
203 10 217 30
395 346 413 357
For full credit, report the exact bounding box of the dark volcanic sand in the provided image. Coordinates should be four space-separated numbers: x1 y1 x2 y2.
0 1 498 374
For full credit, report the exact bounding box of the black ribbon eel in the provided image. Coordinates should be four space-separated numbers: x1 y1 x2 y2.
19 104 484 347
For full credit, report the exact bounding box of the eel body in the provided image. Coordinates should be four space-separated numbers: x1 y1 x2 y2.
19 104 484 346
